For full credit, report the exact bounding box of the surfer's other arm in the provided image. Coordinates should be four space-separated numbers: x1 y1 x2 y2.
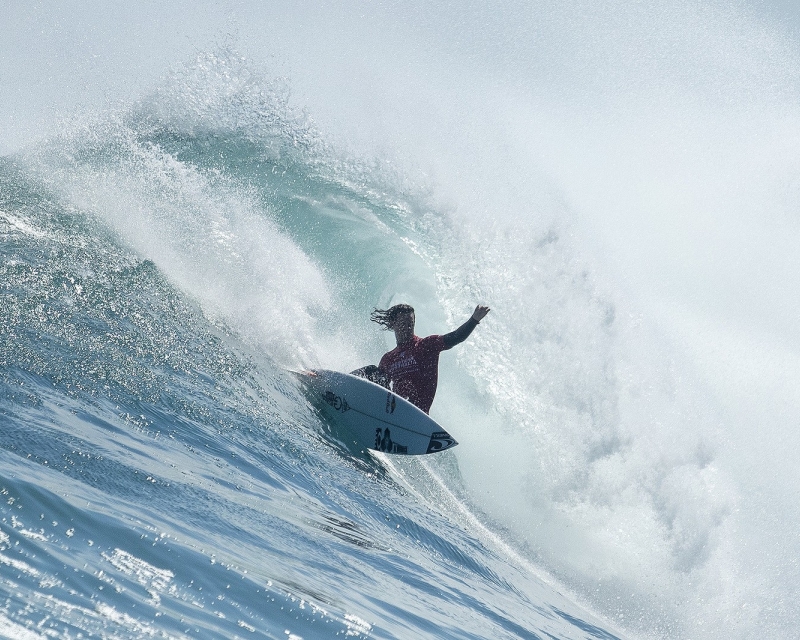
442 304 490 349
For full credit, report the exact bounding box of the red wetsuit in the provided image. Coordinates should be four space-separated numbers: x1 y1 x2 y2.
376 317 479 414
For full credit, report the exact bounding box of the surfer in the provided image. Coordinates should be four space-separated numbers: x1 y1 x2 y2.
352 304 490 413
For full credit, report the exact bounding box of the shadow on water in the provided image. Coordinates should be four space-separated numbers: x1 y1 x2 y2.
552 608 622 640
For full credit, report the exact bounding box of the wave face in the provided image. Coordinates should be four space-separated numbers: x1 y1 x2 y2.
2 2 800 638
0 53 627 640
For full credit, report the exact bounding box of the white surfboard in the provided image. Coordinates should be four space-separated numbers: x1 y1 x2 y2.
293 369 458 455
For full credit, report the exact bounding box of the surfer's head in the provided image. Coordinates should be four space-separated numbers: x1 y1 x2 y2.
371 304 415 342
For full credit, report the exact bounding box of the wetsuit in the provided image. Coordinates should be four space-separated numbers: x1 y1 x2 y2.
353 317 479 414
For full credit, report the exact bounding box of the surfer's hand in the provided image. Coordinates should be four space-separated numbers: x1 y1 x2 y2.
471 305 490 323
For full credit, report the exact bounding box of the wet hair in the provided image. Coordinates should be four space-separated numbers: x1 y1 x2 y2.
370 304 414 330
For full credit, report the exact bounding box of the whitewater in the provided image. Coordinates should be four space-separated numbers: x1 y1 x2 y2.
2 2 799 639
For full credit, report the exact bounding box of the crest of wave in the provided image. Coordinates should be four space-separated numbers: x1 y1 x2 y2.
22 50 335 365
140 47 322 159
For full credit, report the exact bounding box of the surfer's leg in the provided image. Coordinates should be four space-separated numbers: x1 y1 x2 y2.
350 364 377 378
350 365 390 388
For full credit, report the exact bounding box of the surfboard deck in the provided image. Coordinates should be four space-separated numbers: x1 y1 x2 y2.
292 369 458 455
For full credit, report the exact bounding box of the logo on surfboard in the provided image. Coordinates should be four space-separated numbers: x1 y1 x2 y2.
385 392 396 414
374 427 408 454
426 431 457 453
323 390 349 412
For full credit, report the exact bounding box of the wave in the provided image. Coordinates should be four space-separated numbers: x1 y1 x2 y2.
2 22 798 638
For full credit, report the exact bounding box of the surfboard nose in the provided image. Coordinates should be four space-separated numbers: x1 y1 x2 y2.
426 431 458 453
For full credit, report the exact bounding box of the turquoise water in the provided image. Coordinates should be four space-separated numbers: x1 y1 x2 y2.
3 3 800 638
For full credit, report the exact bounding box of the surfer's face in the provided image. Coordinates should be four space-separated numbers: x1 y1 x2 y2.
391 310 415 343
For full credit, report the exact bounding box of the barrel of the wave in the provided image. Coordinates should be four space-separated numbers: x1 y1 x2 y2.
294 369 458 454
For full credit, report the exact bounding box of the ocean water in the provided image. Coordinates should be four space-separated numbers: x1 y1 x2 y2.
2 2 799 639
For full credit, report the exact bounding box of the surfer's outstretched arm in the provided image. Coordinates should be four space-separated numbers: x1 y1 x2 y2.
442 305 490 349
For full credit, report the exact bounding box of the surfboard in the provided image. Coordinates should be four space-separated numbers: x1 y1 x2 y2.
293 369 458 455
